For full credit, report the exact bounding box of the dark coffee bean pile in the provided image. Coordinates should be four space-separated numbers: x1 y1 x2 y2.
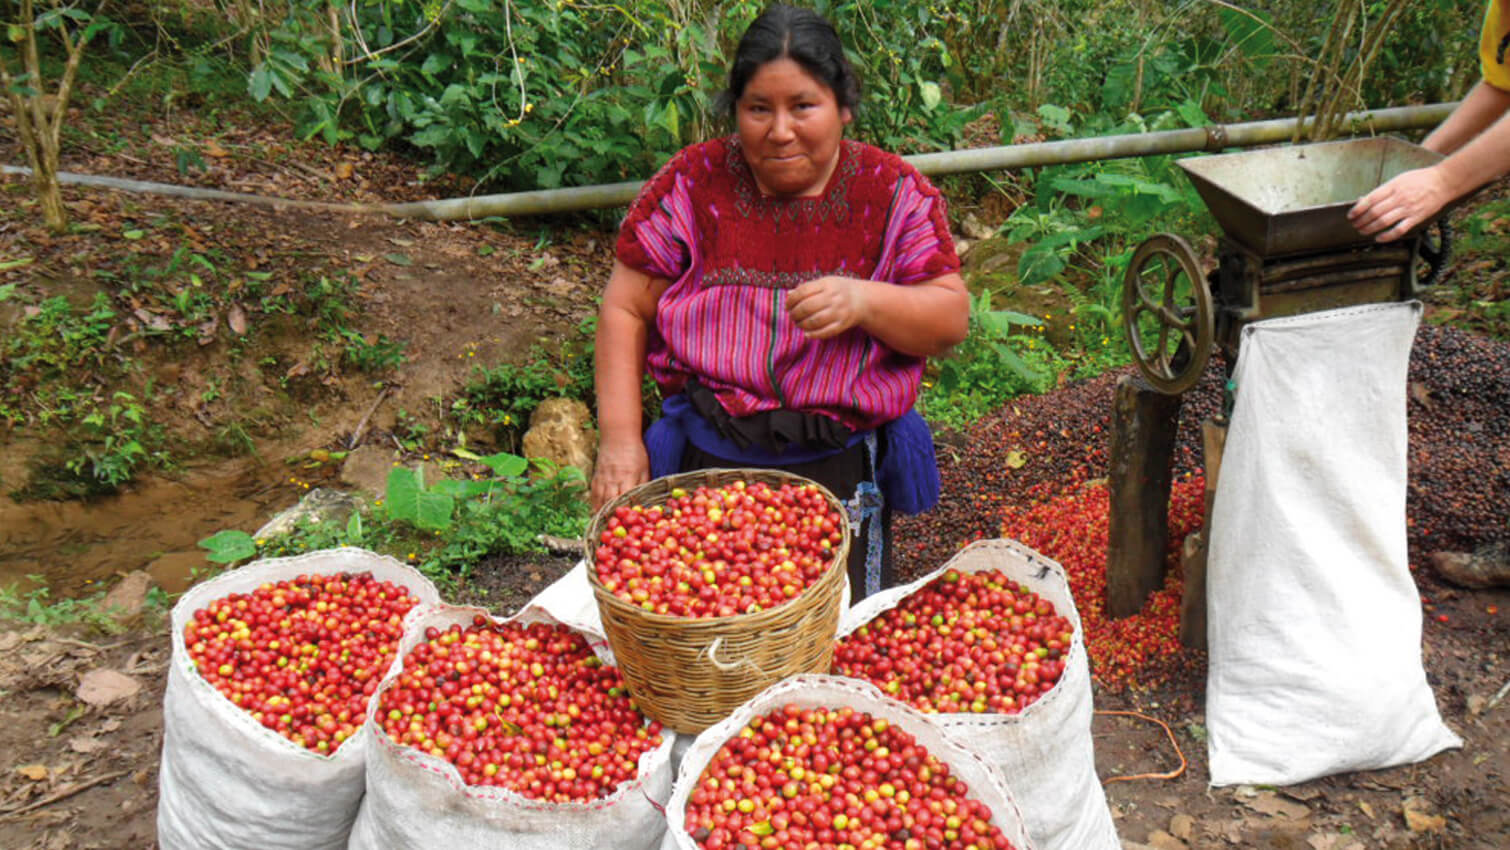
1405 326 1510 556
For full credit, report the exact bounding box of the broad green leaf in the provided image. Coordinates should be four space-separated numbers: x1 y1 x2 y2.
431 479 497 500
919 81 942 111
414 489 455 531
268 68 293 99
121 230 144 240
384 253 413 267
1176 100 1209 128
421 52 450 76
0 257 33 271
659 101 680 140
1036 103 1073 134
385 466 422 523
1218 7 1276 65
988 341 1040 382
346 512 364 544
248 68 272 102
198 530 257 564
480 452 528 478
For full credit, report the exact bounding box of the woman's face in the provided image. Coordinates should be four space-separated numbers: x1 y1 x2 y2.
735 58 853 199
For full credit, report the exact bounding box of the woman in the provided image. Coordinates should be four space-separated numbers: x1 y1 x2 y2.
591 3 968 602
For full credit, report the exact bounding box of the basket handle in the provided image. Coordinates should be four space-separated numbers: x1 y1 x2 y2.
701 636 766 675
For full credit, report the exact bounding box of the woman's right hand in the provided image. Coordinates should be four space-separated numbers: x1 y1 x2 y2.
590 437 650 512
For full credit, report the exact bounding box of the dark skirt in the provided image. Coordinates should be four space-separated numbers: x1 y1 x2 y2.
678 441 895 604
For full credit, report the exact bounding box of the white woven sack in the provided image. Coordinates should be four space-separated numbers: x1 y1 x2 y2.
348 603 676 850
1206 302 1462 786
157 548 442 850
660 674 1038 850
837 538 1118 850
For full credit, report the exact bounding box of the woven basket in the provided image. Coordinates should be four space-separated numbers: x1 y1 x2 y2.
585 467 851 734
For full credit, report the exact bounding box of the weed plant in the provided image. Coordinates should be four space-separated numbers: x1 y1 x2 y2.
200 452 588 592
0 576 171 633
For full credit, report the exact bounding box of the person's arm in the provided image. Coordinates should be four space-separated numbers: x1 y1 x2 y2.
1348 80 1510 242
1423 79 1510 155
784 271 970 357
590 259 669 511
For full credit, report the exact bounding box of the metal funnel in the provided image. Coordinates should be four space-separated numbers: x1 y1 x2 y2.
1178 137 1444 257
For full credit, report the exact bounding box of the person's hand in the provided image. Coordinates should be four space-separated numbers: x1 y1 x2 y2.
590 437 650 513
1347 166 1454 242
787 275 870 339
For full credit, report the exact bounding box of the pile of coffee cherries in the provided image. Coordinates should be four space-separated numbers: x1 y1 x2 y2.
594 480 844 618
183 571 421 754
375 617 664 802
684 703 1015 849
832 569 1073 714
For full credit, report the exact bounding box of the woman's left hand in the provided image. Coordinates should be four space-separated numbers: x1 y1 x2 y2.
787 276 869 339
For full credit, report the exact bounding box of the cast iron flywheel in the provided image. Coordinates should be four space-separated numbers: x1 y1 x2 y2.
1122 233 1214 395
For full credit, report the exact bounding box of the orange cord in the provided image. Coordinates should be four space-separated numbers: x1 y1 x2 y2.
1094 710 1188 784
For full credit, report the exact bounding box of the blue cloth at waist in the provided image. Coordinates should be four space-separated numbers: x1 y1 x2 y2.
644 393 939 514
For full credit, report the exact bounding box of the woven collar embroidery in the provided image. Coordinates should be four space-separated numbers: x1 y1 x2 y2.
726 137 857 225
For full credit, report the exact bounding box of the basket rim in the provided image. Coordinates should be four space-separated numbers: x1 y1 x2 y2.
584 467 850 628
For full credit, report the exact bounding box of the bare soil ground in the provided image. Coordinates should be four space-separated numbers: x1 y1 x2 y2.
1 101 1508 849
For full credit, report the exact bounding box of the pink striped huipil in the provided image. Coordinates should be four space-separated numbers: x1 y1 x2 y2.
615 136 960 432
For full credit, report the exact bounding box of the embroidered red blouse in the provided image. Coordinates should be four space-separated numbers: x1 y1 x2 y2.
615 136 959 432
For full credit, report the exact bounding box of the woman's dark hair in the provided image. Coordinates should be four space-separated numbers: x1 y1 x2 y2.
717 4 861 117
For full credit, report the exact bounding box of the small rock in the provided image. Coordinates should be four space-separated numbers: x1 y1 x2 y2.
1169 813 1194 841
1146 829 1187 850
77 669 141 706
1428 543 1510 589
256 488 361 540
100 571 154 623
1402 796 1446 833
521 398 595 480
961 212 995 241
69 735 106 754
1468 694 1488 715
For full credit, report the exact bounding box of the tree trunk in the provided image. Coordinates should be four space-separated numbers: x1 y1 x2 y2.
32 157 68 232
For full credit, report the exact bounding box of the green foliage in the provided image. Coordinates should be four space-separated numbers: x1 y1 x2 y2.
199 452 589 586
243 0 748 187
233 0 982 188
66 391 162 488
199 529 259 564
995 107 1210 368
336 327 407 373
450 337 594 450
0 577 125 633
920 289 1058 429
0 292 116 383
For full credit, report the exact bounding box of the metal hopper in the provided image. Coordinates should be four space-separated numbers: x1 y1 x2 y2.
1177 136 1445 257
